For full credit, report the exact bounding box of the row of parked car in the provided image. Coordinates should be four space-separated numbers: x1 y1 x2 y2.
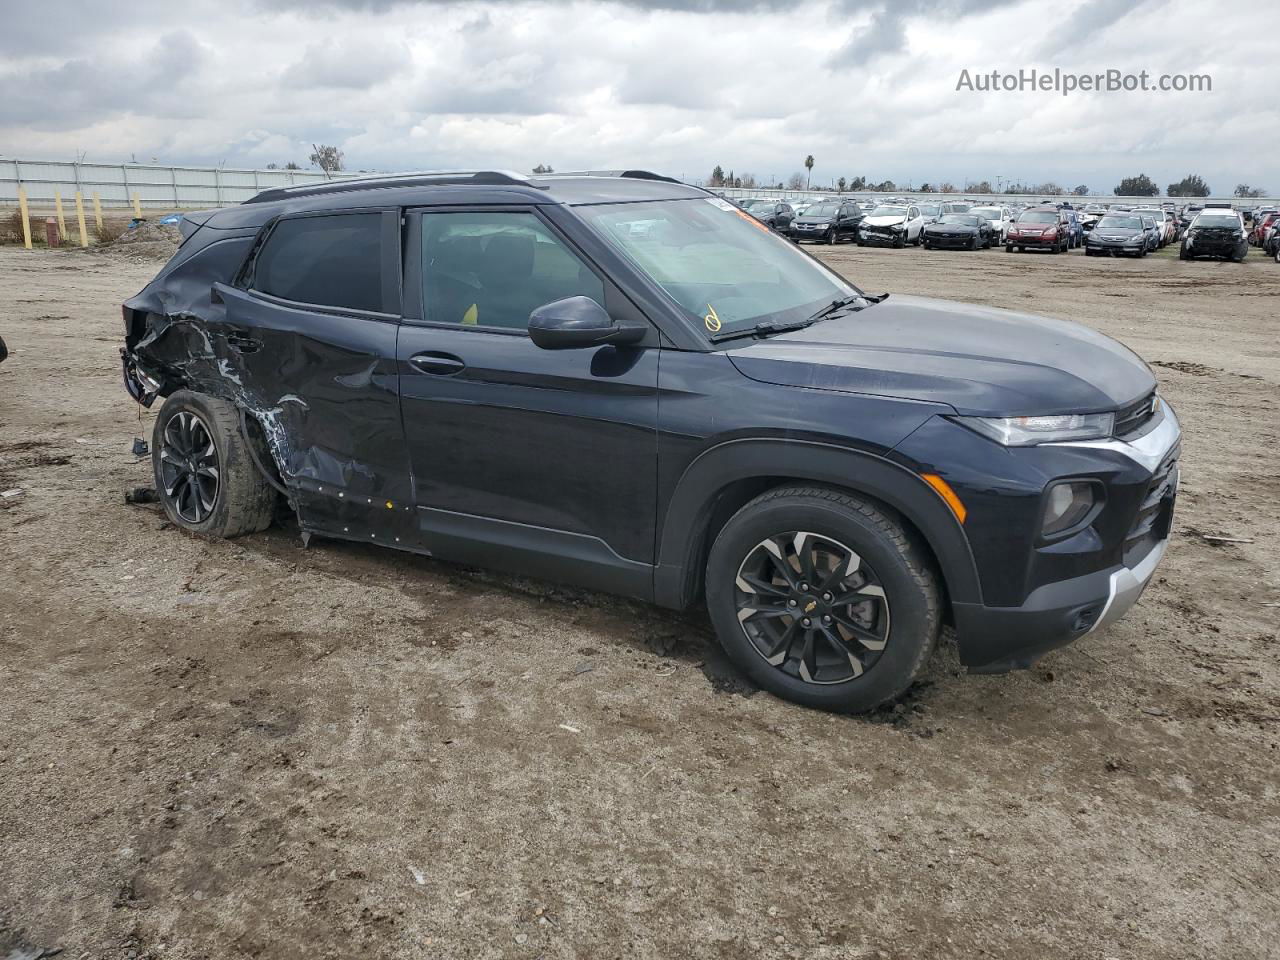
730 195 1276 263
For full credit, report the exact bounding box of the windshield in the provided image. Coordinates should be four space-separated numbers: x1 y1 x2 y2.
738 199 766 210
805 203 840 218
917 203 940 216
1097 216 1141 230
1017 211 1058 224
580 198 857 337
944 203 971 213
1194 215 1241 228
970 207 1001 219
938 214 980 225
869 205 907 218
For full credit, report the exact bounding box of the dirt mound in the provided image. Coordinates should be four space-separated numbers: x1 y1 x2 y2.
99 220 181 260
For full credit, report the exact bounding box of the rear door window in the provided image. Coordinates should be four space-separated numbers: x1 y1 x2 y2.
253 213 386 313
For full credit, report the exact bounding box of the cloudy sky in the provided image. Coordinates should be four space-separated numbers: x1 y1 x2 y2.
2 0 1276 193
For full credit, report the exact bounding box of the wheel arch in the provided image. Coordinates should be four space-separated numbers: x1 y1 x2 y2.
653 439 983 612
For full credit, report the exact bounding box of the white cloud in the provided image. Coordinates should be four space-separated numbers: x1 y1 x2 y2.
0 0 1276 193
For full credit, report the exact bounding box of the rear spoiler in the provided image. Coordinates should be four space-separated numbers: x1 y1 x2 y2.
179 209 217 242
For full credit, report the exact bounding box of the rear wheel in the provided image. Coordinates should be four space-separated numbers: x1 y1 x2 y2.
706 487 940 713
152 390 277 538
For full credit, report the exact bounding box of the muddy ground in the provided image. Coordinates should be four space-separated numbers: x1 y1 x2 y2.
1 241 1277 960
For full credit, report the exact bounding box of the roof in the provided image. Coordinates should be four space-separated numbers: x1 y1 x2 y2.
245 169 700 207
197 170 706 232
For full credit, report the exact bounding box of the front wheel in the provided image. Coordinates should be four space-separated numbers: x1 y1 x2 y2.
705 487 940 713
152 390 278 538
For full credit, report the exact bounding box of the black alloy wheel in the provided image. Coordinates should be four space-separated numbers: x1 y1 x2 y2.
733 531 891 685
159 410 220 524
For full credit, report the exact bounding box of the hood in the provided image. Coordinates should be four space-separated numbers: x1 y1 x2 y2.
725 295 1155 417
1094 226 1143 237
795 215 835 225
1010 221 1058 231
863 214 908 227
926 222 978 232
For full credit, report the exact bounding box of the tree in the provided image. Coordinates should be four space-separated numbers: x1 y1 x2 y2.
938 181 956 194
849 176 866 191
836 176 847 192
285 161 301 170
804 155 815 189
918 183 934 193
970 180 994 194
1114 174 1158 196
784 172 804 190
1072 184 1090 196
739 173 758 189
873 180 896 192
1167 174 1210 197
709 165 725 187
532 163 555 174
309 144 344 174
1234 183 1267 198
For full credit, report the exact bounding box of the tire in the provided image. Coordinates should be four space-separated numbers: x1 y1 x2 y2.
1179 246 1189 260
152 390 277 539
705 486 941 713
923 240 932 249
894 234 905 249
1274 247 1279 263
1005 244 1014 253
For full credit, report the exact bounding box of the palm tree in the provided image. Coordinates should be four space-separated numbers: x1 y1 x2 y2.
804 155 815 189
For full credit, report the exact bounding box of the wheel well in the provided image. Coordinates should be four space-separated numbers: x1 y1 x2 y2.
685 477 952 624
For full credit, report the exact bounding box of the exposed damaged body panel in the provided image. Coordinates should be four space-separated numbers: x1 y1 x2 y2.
124 205 410 541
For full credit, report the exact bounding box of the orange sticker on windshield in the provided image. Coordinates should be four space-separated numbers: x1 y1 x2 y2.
704 304 722 333
734 208 772 233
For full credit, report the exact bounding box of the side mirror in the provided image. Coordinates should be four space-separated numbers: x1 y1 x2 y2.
528 296 647 350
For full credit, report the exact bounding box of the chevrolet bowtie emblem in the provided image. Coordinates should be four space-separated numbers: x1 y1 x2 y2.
804 601 817 613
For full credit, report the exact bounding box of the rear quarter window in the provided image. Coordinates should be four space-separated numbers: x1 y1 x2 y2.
253 213 385 313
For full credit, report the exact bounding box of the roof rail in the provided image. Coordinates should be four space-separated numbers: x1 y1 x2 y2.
246 169 545 204
545 169 683 185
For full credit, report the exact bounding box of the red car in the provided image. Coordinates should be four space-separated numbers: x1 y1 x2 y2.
1249 211 1279 246
1005 208 1071 253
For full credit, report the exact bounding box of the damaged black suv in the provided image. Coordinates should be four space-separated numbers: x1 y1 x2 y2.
122 171 1180 713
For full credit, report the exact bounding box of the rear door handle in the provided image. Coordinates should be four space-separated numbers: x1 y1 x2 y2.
409 352 466 376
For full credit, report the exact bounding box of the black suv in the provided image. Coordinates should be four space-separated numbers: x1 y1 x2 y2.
122 171 1180 713
790 199 863 244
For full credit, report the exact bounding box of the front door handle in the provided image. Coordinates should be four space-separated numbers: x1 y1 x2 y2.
409 352 466 376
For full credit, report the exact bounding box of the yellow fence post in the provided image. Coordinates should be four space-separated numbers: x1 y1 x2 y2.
75 191 89 247
54 190 68 241
131 192 142 219
17 187 32 250
92 192 104 233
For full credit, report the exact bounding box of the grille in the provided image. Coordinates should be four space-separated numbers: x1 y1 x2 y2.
1115 392 1157 438
1123 449 1178 566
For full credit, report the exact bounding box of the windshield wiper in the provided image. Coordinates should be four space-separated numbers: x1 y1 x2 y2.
708 294 876 343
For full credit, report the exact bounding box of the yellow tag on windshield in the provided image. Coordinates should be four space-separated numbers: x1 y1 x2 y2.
462 303 478 326
704 304 721 333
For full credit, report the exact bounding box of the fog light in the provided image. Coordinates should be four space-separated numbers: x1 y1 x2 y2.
1042 481 1095 536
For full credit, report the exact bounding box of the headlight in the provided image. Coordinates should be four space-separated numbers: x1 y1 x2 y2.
891 223 905 232
955 412 1115 446
1041 481 1098 536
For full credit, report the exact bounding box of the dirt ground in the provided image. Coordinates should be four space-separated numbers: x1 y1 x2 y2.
1 239 1277 960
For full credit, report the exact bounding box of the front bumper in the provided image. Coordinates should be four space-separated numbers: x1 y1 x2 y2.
953 535 1168 672
925 232 979 247
1087 239 1146 256
859 229 906 246
1008 233 1059 247
899 404 1181 673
